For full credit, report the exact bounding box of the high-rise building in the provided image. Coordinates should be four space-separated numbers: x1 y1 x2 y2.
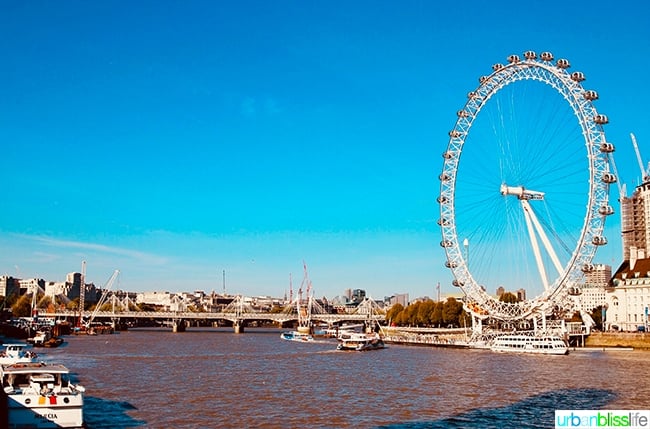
0 276 20 298
620 181 650 261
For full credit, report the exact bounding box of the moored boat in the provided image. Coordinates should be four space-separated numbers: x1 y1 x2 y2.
26 331 64 348
490 334 568 355
0 344 39 365
1 361 85 428
337 332 385 351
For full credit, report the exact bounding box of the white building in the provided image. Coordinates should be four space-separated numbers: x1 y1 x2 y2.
607 177 650 331
579 264 611 313
607 257 650 331
136 291 173 307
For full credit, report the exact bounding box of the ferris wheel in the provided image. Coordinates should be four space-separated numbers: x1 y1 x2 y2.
438 50 616 322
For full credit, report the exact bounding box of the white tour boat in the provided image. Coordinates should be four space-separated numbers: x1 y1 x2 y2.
1 361 85 428
490 334 569 355
280 331 314 342
0 344 39 365
337 332 385 351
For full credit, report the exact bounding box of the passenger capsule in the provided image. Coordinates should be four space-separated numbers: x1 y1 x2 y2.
524 51 537 60
439 173 451 182
492 63 504 71
556 58 570 68
479 75 489 84
442 151 455 159
568 287 582 296
598 205 614 216
440 240 453 248
452 279 464 287
599 142 615 153
507 54 520 63
583 90 599 101
457 110 469 118
449 130 461 138
570 71 585 82
437 195 448 204
467 91 479 99
601 172 617 183
582 264 595 272
445 260 458 268
594 114 609 125
540 52 554 61
437 217 450 226
592 236 608 246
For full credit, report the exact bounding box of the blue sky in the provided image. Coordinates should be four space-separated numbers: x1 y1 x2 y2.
0 1 648 300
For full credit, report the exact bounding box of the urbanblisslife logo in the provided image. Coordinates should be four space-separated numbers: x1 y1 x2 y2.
555 410 650 428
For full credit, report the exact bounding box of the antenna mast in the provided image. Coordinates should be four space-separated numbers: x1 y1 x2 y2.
289 273 293 304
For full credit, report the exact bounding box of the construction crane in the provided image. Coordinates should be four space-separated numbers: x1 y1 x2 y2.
83 270 120 330
630 133 650 183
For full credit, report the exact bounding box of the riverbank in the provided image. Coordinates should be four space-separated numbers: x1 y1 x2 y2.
380 328 650 351
585 332 650 350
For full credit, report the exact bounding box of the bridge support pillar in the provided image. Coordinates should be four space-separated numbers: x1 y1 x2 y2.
233 320 245 334
172 319 186 333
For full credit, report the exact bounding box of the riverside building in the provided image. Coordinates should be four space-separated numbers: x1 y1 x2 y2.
607 176 650 331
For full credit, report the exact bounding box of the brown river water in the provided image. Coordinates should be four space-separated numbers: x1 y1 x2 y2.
35 327 650 428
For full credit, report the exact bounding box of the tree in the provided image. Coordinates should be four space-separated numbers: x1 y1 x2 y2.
459 308 472 328
431 302 444 327
442 297 463 327
386 303 404 326
38 295 53 310
66 298 80 311
404 302 420 326
11 293 33 317
590 306 604 330
417 300 435 326
393 308 407 326
499 292 520 303
569 311 582 323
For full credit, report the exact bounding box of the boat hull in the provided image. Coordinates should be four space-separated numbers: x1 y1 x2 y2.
337 335 385 351
490 335 569 355
1 362 85 429
280 331 313 342
5 395 84 428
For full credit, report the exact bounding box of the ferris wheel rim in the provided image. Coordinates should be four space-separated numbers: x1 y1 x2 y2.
438 51 614 321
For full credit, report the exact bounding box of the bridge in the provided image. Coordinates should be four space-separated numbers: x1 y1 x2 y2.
36 296 387 333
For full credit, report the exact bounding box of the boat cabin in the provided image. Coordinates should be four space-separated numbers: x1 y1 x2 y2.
1 363 74 395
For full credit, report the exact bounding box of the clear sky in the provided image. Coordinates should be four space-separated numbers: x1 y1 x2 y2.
1 1 648 300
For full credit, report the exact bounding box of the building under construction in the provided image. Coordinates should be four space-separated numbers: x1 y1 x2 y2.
607 134 650 331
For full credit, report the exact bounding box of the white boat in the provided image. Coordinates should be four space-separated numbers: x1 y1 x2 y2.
1 361 85 428
280 331 314 342
27 330 49 347
490 334 569 355
337 332 385 351
0 344 39 365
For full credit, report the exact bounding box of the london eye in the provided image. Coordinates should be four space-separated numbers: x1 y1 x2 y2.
438 51 616 325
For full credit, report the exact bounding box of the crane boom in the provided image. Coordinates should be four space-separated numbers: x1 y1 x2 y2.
608 152 625 199
85 270 120 329
631 133 649 182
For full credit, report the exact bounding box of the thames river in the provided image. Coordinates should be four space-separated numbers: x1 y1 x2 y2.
37 328 650 428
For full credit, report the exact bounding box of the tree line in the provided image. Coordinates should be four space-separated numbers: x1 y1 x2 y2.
385 297 471 328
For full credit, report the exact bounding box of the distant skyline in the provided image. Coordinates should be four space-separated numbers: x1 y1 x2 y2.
1 1 648 300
